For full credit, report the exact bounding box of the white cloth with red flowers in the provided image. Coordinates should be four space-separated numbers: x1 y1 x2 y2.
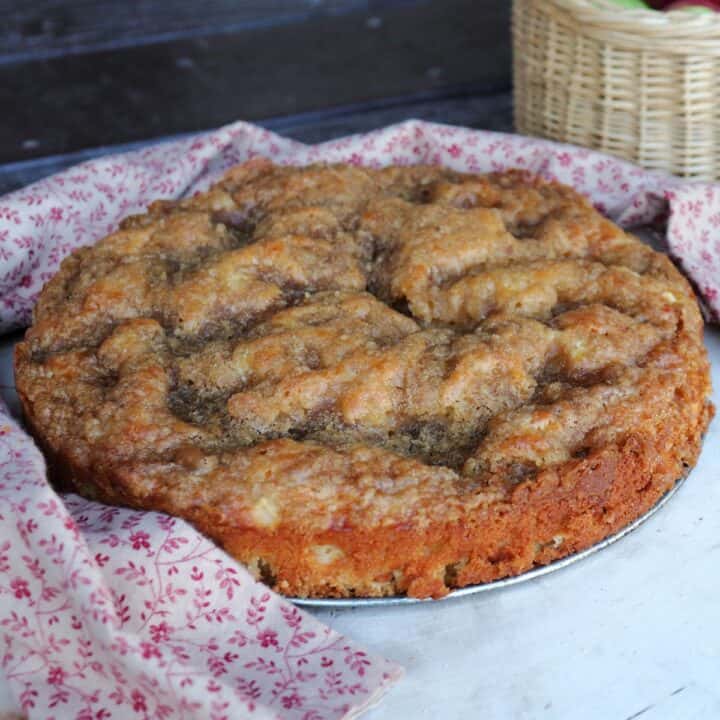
1 120 719 720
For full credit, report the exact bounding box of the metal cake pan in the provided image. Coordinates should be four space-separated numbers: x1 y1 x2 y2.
291 475 686 608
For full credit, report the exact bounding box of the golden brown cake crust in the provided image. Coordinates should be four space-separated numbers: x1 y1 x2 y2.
14 160 714 598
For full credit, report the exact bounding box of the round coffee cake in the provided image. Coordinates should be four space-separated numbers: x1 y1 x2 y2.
15 160 713 598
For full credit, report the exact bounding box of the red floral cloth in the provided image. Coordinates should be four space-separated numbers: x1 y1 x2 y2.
1 120 718 719
0 413 400 720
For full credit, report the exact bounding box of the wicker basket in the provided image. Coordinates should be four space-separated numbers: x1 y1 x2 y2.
513 0 720 180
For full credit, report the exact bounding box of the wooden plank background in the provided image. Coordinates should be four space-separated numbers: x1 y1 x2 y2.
1 1 366 61
0 0 513 192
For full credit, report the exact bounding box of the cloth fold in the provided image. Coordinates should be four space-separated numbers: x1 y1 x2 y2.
1 119 718 719
2 120 719 332
0 405 402 719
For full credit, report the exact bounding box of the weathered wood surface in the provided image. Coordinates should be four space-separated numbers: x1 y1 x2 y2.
0 0 512 173
1 1 362 61
0 91 514 194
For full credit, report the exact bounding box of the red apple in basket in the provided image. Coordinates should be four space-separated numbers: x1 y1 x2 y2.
664 0 720 10
647 0 720 7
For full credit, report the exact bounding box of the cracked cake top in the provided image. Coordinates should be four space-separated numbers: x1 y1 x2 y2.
15 160 713 598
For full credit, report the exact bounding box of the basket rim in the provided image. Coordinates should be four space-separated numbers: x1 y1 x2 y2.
547 0 720 37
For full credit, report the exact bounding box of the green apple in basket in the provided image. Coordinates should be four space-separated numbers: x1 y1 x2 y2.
605 0 651 7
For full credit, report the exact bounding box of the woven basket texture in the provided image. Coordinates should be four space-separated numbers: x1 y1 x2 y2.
513 0 720 179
